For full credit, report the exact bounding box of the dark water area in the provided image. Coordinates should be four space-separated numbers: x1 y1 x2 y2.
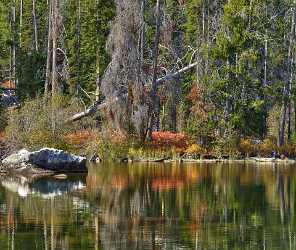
0 162 296 250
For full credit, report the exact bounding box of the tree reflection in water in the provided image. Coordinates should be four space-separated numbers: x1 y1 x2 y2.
0 163 296 249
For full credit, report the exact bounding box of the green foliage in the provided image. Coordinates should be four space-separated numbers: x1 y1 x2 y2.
0 0 10 78
64 0 115 93
17 51 46 99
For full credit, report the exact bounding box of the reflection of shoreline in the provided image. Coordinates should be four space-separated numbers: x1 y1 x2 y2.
1 176 86 198
0 163 295 250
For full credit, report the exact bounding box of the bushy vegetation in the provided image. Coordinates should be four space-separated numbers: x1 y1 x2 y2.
0 105 7 132
5 95 94 151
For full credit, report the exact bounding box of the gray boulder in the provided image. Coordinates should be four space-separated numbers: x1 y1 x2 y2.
2 149 31 166
2 148 87 173
29 148 87 172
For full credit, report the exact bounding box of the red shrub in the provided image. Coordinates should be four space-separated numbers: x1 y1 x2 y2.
151 131 188 148
64 130 95 146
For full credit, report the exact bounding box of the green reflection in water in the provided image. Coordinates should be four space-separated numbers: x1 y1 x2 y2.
0 162 296 250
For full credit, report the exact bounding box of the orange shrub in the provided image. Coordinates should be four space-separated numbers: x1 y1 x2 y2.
151 131 188 149
64 130 96 146
109 130 129 144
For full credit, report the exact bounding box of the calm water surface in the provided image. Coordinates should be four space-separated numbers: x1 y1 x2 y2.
0 163 296 250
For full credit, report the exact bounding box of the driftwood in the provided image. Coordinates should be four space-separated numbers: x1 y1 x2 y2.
67 62 198 122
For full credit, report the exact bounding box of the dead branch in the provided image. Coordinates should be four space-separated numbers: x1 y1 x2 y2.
155 62 197 85
66 95 124 122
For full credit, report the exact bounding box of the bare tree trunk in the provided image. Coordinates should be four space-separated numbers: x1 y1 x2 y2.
140 0 145 67
288 70 292 141
95 0 100 102
45 0 52 95
206 2 210 73
32 0 38 51
262 3 268 137
76 0 81 93
95 65 100 102
151 0 161 97
288 4 296 141
51 0 58 95
147 0 162 139
19 0 23 47
202 2 205 43
263 5 268 87
12 0 16 86
278 1 295 147
264 38 268 87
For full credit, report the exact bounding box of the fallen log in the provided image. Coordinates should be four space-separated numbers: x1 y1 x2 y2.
67 62 198 122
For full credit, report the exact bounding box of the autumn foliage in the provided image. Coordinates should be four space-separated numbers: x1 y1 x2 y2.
151 131 188 149
187 84 209 121
0 132 6 141
64 130 95 146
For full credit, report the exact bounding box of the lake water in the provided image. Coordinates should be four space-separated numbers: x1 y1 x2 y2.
0 162 296 250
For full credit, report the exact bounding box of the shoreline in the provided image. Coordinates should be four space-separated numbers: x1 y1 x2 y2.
1 138 296 168
126 157 296 165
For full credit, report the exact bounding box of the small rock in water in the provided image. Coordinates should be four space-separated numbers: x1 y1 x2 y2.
53 174 67 180
89 153 101 163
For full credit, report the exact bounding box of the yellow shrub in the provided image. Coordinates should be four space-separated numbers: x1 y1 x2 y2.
258 138 278 157
239 138 257 157
185 144 206 158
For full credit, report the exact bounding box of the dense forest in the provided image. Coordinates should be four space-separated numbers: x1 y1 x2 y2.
1 0 296 159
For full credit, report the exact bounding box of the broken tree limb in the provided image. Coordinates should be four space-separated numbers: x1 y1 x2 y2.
155 62 198 85
67 62 198 122
67 102 103 122
66 95 125 122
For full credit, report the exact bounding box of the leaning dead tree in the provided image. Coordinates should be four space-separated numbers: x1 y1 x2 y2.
67 0 199 135
67 62 198 123
100 0 148 137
